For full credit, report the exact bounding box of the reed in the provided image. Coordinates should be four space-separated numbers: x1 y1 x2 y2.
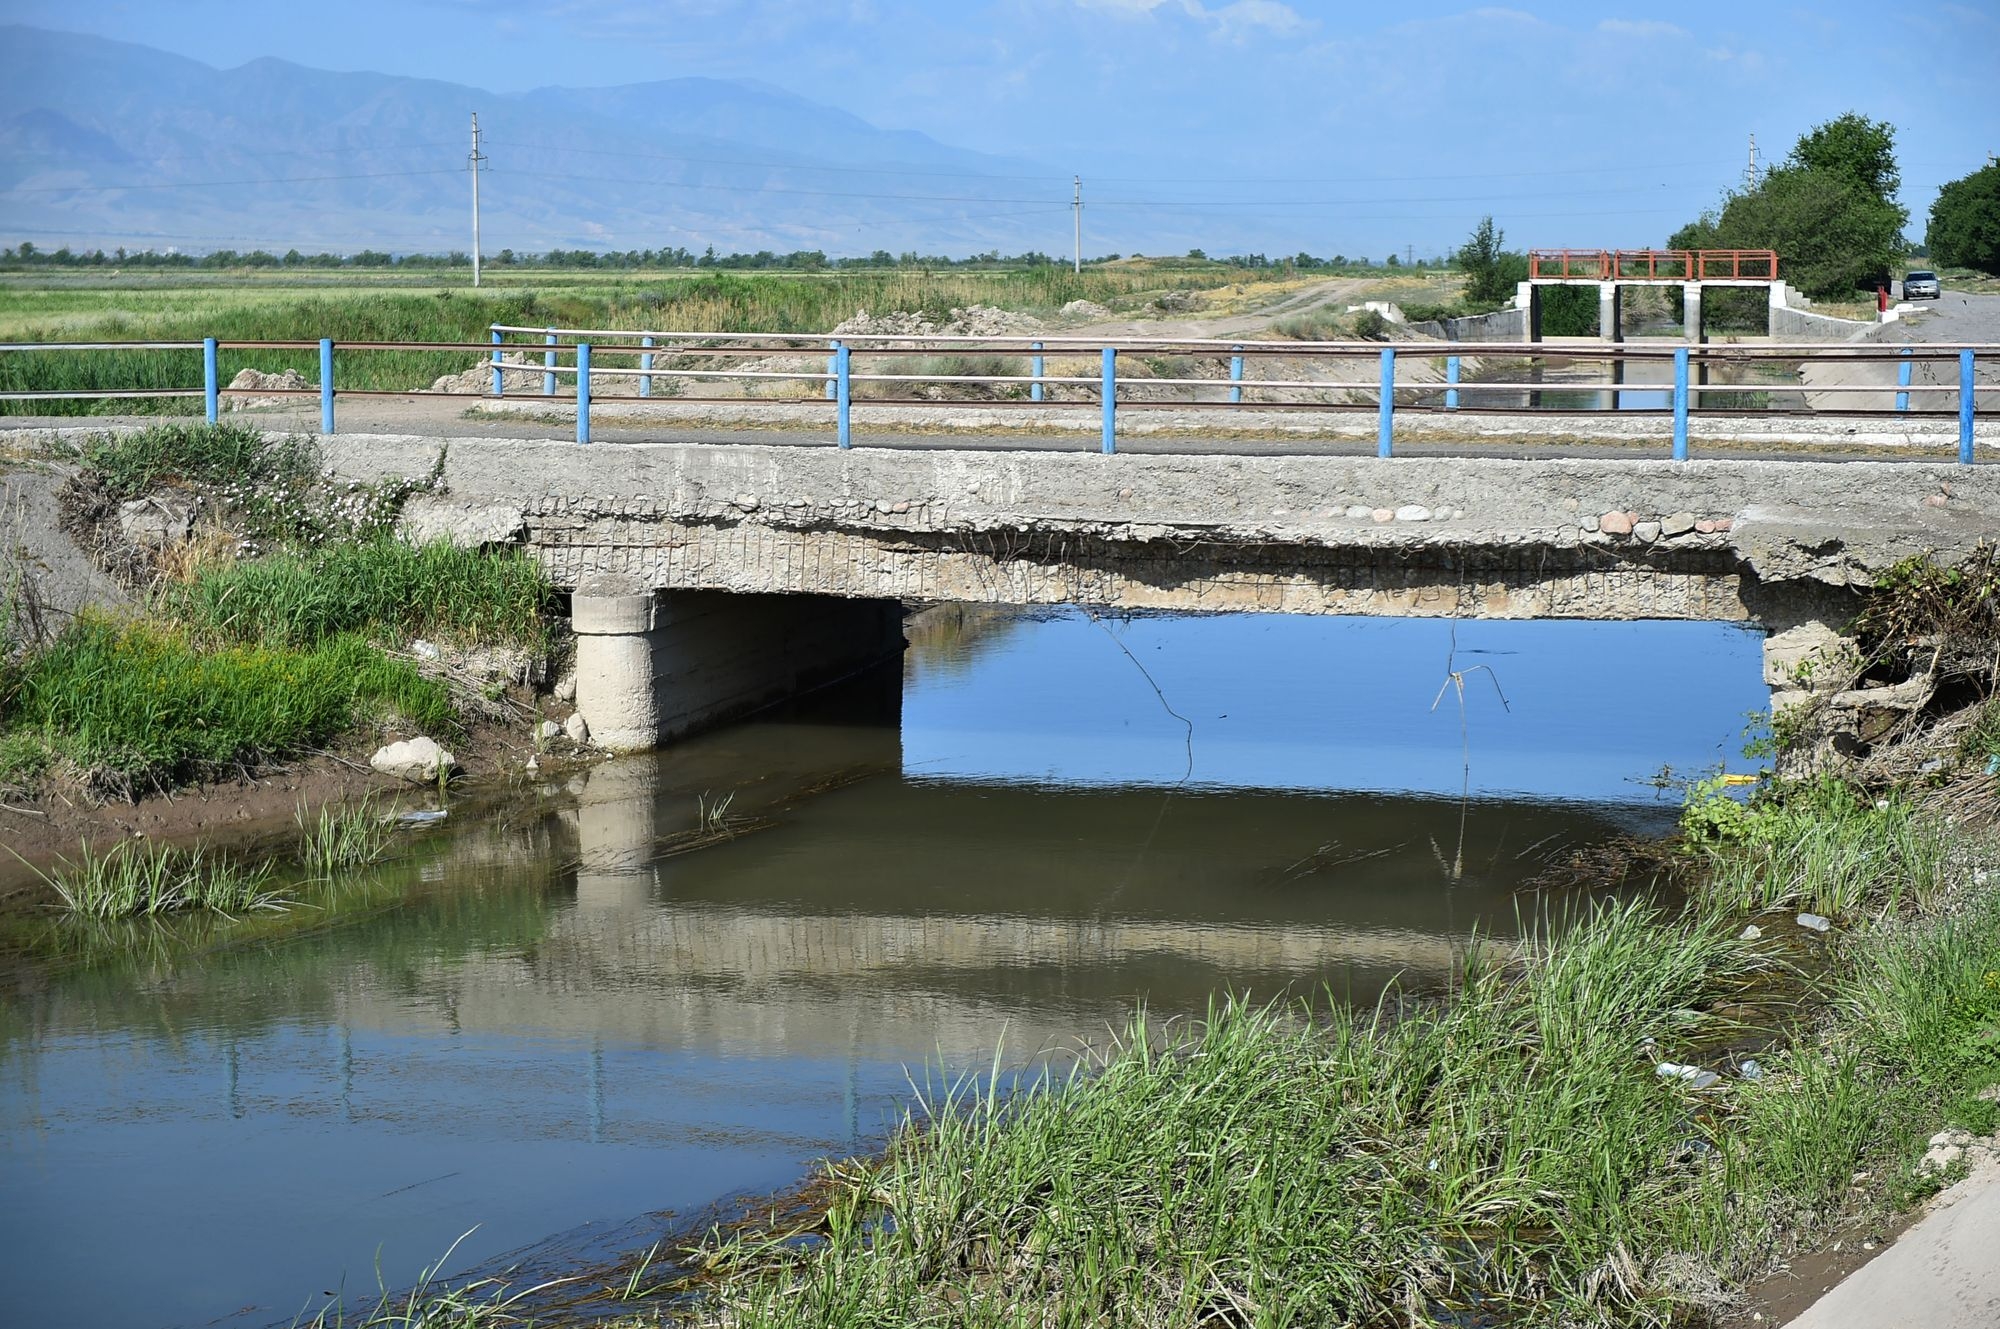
31 840 281 919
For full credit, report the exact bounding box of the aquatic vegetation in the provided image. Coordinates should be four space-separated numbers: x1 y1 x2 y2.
297 797 399 877
29 840 282 919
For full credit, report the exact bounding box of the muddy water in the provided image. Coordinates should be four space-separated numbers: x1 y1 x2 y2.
0 609 1767 1329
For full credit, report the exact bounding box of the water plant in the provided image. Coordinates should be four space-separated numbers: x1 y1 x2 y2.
29 840 282 919
297 797 399 877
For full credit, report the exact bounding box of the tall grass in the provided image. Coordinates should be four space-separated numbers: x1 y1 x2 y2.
297 797 399 876
0 267 1246 414
1682 779 1949 918
29 840 282 918
164 538 550 649
691 901 1811 1326
1 615 450 791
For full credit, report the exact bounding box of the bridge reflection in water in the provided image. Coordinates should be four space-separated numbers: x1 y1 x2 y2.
0 610 1762 1329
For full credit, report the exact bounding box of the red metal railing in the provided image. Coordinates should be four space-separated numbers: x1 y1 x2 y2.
1530 249 1779 282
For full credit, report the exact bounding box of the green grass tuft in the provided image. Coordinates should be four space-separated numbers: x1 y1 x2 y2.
28 840 282 919
163 537 550 649
1 615 451 792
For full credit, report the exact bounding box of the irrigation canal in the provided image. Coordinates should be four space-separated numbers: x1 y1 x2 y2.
0 608 1769 1328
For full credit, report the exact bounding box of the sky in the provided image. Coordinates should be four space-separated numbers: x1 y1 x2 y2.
4 0 1997 258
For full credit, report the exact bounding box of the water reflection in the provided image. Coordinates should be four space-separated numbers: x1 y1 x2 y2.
0 611 1766 1329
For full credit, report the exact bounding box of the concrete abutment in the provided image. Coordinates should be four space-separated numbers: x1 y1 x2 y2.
573 574 904 753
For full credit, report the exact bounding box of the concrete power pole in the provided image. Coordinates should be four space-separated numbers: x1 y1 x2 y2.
469 112 487 287
1072 176 1082 274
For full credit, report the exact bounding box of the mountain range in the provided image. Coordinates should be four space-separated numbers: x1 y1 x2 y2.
0 24 1134 258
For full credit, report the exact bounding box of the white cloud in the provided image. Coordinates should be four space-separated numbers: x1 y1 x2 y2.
1074 0 1307 37
1597 18 1690 40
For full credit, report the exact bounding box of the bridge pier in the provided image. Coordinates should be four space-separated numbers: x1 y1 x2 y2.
1599 283 1624 409
572 575 904 753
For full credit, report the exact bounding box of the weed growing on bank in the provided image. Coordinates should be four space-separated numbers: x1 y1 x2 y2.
1 616 450 795
653 781 1998 1329
164 537 550 649
26 840 282 919
297 797 398 876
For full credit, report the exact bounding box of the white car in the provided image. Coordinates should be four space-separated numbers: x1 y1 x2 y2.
1903 270 1941 300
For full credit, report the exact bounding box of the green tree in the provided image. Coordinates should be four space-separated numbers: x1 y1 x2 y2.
1927 161 2000 275
1664 114 1909 299
1788 112 1901 207
1454 216 1530 311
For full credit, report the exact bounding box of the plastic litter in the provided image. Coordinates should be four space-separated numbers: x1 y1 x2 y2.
1796 913 1833 933
1656 1062 1722 1090
394 809 450 826
1739 1059 1765 1081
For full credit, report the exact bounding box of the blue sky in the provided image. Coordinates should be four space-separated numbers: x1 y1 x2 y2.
7 0 1997 257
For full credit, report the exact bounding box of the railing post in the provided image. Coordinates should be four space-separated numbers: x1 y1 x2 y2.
1377 347 1395 458
640 335 654 399
1962 348 1977 465
319 338 334 435
1895 347 1911 413
1445 355 1460 411
835 343 852 449
544 329 557 397
1672 345 1690 461
1229 345 1244 405
576 342 592 445
826 341 838 401
1031 342 1044 403
1101 347 1117 455
203 337 218 423
490 328 503 396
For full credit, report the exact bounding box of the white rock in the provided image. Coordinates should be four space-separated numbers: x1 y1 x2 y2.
536 720 562 742
564 712 591 745
553 673 578 703
370 737 458 783
410 639 441 661
1394 504 1432 522
1344 505 1373 519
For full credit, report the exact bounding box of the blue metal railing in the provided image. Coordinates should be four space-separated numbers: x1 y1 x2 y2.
0 331 1990 464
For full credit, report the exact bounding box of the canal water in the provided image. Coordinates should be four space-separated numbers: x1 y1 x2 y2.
0 609 1768 1329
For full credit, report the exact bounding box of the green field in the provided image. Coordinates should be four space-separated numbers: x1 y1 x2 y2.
0 263 1289 413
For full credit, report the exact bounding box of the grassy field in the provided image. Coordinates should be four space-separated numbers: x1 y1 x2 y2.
0 262 1313 413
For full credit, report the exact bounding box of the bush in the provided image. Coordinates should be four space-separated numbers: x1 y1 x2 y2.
1351 308 1389 340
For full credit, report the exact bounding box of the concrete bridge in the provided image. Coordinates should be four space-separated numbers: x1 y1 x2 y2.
320 433 2000 752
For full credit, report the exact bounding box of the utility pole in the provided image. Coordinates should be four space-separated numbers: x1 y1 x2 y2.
1743 132 1761 191
1072 175 1082 275
469 112 487 287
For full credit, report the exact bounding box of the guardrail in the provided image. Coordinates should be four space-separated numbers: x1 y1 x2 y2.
0 330 1989 464
1528 249 1780 282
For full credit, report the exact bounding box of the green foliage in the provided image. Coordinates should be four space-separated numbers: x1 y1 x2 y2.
79 420 298 502
162 538 550 650
29 840 282 919
0 267 1252 415
1681 777 1948 918
0 616 450 793
1668 114 1909 300
1841 889 2000 1128
1927 162 2000 275
78 422 425 546
1788 113 1902 204
297 797 398 877
1454 215 1529 310
1350 307 1389 340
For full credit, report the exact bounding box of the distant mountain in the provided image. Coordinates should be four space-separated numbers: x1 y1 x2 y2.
0 24 1140 258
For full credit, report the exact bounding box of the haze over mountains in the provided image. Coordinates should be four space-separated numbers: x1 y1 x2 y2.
0 24 1183 259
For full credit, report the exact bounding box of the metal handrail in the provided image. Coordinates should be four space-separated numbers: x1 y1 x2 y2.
0 332 1986 463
